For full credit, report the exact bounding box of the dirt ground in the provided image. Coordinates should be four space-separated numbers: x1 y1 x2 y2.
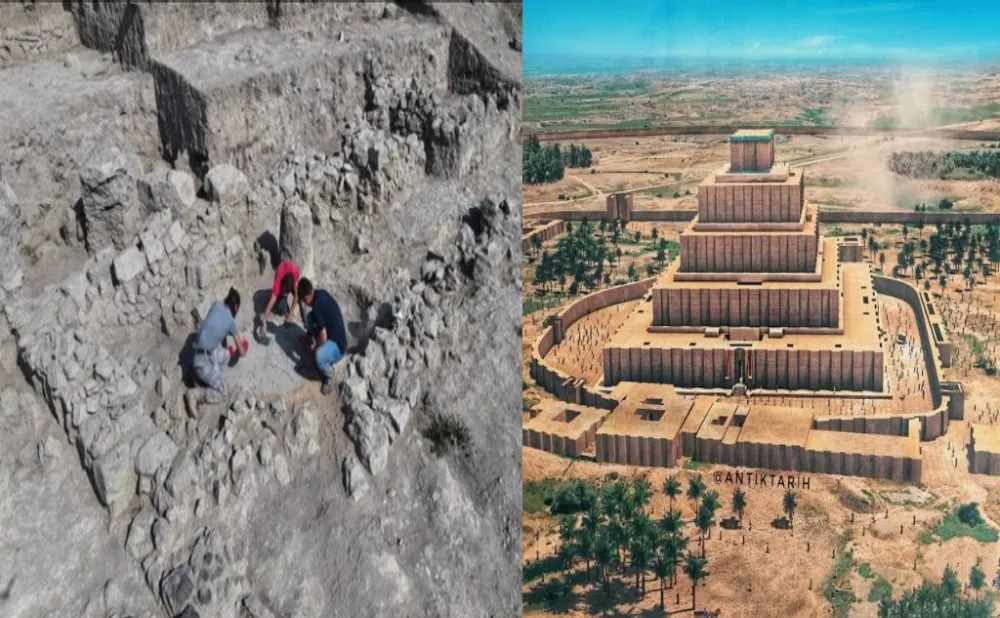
525 133 1000 219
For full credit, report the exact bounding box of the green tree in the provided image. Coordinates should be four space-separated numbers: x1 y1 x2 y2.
632 476 653 514
783 488 798 533
594 533 615 596
732 488 747 527
687 474 706 514
684 552 709 611
558 514 577 559
663 475 681 514
627 262 638 282
970 565 986 599
652 540 673 610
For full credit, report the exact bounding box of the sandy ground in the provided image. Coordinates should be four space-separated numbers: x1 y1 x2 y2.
525 133 1000 219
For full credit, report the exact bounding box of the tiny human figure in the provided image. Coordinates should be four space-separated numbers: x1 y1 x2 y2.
297 278 347 395
193 287 249 404
258 253 301 338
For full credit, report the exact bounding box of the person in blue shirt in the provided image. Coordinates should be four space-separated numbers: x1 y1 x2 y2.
192 287 248 404
297 277 347 395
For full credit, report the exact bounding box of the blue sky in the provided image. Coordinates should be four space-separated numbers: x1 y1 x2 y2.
525 1 1000 70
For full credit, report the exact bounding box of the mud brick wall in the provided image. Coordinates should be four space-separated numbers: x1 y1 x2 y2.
813 402 950 441
521 427 594 457
698 180 804 223
521 219 566 252
596 433 681 467
692 433 920 482
652 286 839 328
679 229 819 273
838 238 864 263
968 428 1000 475
730 138 773 172
551 277 654 343
604 345 882 391
804 449 919 482
873 275 959 414
606 193 633 222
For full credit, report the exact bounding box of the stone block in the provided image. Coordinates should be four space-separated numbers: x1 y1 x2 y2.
79 145 143 252
113 246 147 284
203 163 249 206
138 167 196 214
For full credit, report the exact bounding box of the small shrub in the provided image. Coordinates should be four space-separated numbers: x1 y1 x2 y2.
868 576 892 603
857 562 874 579
957 502 984 527
673 191 681 198
423 410 471 456
549 479 597 515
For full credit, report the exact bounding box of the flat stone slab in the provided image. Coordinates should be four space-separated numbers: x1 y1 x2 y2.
226 319 316 396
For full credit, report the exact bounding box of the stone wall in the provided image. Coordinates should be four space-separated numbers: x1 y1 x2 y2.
652 285 839 328
0 3 78 69
679 229 819 273
603 345 884 391
698 180 803 223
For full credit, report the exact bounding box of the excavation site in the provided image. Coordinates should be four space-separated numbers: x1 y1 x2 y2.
0 2 523 617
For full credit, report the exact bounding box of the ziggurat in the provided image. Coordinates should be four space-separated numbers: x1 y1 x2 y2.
526 130 968 483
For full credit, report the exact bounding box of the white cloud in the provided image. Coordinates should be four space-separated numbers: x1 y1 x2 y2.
802 35 838 48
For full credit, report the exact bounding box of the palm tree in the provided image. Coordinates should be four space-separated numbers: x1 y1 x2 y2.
970 565 986 599
664 475 682 514
991 563 1000 593
580 504 601 579
661 510 683 536
662 531 689 587
594 533 615 597
652 543 673 610
558 514 577 572
630 532 654 597
632 476 654 514
687 474 706 514
695 503 715 557
684 551 709 611
783 488 797 533
732 488 747 528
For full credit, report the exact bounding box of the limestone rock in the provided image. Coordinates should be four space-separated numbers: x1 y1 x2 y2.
79 145 142 251
135 430 178 477
204 164 249 206
113 246 146 284
138 168 196 215
0 180 24 293
160 567 195 616
102 579 123 611
279 198 314 279
126 508 155 561
342 455 368 500
93 442 133 507
348 404 390 475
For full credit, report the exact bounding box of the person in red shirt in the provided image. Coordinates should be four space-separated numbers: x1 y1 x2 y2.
258 258 301 338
